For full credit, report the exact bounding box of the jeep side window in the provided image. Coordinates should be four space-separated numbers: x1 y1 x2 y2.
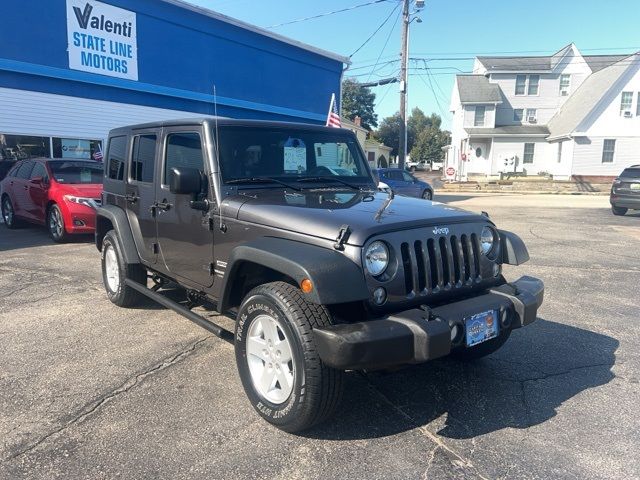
130 135 156 183
164 132 204 185
107 136 127 180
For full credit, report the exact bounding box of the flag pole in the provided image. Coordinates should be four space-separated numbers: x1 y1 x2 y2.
326 93 335 127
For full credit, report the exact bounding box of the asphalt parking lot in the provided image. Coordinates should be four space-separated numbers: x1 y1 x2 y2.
1 193 639 479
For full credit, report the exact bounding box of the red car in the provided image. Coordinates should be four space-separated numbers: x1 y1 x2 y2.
1 158 103 242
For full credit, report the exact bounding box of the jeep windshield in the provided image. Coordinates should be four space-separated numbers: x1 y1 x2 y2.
216 126 375 189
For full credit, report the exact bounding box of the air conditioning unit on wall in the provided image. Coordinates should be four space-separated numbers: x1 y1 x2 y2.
527 116 537 123
623 110 633 118
560 89 569 96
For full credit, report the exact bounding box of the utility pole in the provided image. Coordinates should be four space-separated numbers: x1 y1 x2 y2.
398 0 409 170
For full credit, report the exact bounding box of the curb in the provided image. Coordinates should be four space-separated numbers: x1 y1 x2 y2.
435 189 609 196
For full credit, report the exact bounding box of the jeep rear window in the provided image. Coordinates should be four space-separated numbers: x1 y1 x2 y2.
216 127 373 185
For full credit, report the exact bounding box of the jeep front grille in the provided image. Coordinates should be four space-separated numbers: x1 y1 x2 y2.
400 233 481 297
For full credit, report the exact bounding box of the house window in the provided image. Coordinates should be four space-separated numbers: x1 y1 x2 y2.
523 143 535 164
557 142 562 163
474 106 486 126
515 75 526 95
513 109 524 122
559 74 571 95
602 139 615 163
528 75 540 95
638 93 640 116
620 92 633 114
526 109 537 123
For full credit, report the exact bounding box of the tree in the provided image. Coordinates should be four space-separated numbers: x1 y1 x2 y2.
411 126 451 163
374 109 447 159
341 78 378 129
373 113 402 156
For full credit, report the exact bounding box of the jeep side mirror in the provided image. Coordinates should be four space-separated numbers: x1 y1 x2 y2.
169 167 201 195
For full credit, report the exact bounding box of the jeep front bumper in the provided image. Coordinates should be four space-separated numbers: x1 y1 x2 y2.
313 276 544 370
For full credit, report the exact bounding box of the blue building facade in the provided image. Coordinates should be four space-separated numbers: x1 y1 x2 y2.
0 0 347 161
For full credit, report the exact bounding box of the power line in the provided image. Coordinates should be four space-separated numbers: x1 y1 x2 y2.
349 2 400 57
365 4 402 83
265 0 394 29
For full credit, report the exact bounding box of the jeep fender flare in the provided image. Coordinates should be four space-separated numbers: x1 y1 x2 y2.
95 205 140 265
219 237 369 310
498 229 530 265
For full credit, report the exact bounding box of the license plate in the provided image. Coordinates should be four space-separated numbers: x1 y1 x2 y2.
630 183 640 190
465 310 499 347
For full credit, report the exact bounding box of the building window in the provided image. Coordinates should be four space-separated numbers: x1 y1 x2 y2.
130 135 157 183
367 151 375 163
475 147 482 158
620 92 633 115
526 109 537 123
602 139 615 163
638 93 640 116
523 143 535 164
557 142 563 163
515 75 526 95
559 74 571 95
528 75 540 95
513 109 524 122
0 134 51 160
52 138 103 160
107 136 127 180
474 106 486 126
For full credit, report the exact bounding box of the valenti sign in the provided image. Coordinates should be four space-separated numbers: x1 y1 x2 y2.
66 0 138 80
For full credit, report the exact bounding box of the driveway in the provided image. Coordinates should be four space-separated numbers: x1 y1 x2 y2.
1 194 638 479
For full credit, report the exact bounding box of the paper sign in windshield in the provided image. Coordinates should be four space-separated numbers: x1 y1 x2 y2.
283 138 307 173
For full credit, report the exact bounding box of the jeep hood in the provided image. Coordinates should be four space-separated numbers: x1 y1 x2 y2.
223 189 486 246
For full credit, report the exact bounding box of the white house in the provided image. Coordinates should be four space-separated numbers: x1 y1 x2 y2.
446 44 640 181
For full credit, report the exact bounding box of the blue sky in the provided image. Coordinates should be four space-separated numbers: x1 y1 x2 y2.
188 0 640 129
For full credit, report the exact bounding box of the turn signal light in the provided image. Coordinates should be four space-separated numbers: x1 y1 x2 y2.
300 278 313 294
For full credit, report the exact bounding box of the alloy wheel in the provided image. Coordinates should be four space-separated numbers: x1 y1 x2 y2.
49 207 63 239
2 198 13 226
104 244 120 293
246 314 295 405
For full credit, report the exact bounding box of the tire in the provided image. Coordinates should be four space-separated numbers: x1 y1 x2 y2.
235 281 344 432
451 328 512 361
422 190 433 200
101 230 147 307
612 205 627 216
47 204 68 243
1 195 20 229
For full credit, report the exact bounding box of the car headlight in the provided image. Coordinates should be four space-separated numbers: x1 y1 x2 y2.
364 241 389 276
64 195 97 209
480 226 498 256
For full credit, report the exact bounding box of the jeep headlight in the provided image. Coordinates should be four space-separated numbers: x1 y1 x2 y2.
480 226 498 256
364 241 389 276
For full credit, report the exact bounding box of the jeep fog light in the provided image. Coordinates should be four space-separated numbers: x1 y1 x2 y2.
372 287 387 305
365 241 389 276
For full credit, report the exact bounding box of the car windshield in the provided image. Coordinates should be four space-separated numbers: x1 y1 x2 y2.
49 161 103 184
216 126 374 188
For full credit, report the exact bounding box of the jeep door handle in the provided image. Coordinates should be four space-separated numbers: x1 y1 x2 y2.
156 201 171 211
125 193 138 203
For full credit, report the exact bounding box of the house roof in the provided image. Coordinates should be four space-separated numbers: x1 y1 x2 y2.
477 51 631 73
456 75 502 103
465 125 549 136
548 54 640 138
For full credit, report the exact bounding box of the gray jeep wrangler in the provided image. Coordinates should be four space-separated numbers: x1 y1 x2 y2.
96 118 543 432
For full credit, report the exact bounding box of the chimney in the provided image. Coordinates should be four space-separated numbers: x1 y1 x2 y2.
354 116 362 127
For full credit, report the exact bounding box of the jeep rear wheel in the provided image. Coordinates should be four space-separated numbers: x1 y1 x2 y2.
101 230 147 307
235 281 344 432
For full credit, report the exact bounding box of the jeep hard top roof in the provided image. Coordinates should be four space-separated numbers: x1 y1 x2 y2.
108 117 348 135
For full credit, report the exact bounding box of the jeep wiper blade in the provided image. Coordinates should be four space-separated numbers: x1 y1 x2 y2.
296 176 362 191
225 177 301 191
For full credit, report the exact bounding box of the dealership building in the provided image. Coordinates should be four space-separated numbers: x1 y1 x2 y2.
0 0 347 162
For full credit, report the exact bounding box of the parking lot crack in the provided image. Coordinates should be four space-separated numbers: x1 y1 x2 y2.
5 336 212 461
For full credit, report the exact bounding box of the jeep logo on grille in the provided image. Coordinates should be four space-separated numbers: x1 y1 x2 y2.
433 226 449 235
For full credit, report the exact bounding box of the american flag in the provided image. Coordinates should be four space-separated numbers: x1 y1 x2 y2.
92 144 104 161
326 93 341 128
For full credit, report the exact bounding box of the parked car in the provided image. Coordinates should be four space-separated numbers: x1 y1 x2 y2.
610 165 640 216
1 158 103 241
95 118 543 432
405 158 428 172
374 167 434 200
430 159 444 172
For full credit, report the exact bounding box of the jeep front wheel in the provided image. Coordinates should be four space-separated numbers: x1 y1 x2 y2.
101 230 147 307
235 281 344 432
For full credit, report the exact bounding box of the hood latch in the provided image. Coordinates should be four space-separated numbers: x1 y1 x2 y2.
333 224 351 251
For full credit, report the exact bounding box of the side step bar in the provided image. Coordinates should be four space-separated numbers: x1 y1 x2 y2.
125 279 234 342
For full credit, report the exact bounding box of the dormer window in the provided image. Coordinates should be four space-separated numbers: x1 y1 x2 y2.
474 106 486 126
559 74 571 96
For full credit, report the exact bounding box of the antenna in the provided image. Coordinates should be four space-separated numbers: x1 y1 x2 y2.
213 85 225 233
